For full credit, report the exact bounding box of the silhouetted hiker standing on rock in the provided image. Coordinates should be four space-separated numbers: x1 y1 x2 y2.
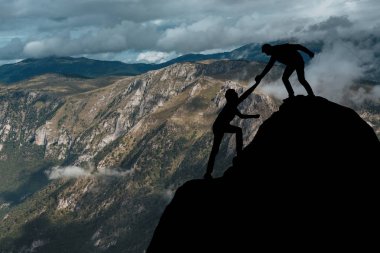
255 43 315 99
204 83 260 180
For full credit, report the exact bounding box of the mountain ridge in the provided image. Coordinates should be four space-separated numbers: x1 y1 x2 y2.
0 41 322 84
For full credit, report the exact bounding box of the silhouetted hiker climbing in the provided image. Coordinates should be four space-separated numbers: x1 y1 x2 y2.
204 83 260 180
255 43 315 99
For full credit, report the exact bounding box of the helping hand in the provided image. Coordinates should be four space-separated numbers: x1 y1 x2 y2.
255 75 262 83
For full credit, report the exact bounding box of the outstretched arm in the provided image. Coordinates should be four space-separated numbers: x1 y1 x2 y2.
237 82 259 104
255 57 275 83
236 111 260 119
294 44 314 58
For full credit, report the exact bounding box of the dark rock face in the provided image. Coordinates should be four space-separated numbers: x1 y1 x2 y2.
147 96 380 252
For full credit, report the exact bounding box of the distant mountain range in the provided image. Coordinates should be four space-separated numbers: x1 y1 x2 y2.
0 42 322 84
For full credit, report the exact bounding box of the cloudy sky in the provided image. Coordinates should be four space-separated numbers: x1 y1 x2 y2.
0 0 379 65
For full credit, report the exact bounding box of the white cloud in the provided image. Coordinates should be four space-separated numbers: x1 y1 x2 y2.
306 41 366 101
45 166 130 179
18 20 161 59
136 51 176 63
1 0 380 61
45 166 91 179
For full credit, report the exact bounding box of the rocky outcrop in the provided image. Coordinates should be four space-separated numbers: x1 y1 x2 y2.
147 96 380 252
0 90 63 147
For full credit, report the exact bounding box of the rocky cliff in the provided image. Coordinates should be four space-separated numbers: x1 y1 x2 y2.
147 96 380 252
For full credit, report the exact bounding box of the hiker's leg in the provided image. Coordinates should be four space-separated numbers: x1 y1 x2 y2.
206 132 224 176
225 125 243 155
282 66 295 97
296 65 315 96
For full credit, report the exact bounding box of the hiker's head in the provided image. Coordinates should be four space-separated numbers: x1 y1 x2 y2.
225 89 238 103
262 44 272 55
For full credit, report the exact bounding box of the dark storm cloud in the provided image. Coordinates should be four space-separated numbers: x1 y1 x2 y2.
308 16 353 31
22 21 160 58
0 0 379 60
0 38 24 60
